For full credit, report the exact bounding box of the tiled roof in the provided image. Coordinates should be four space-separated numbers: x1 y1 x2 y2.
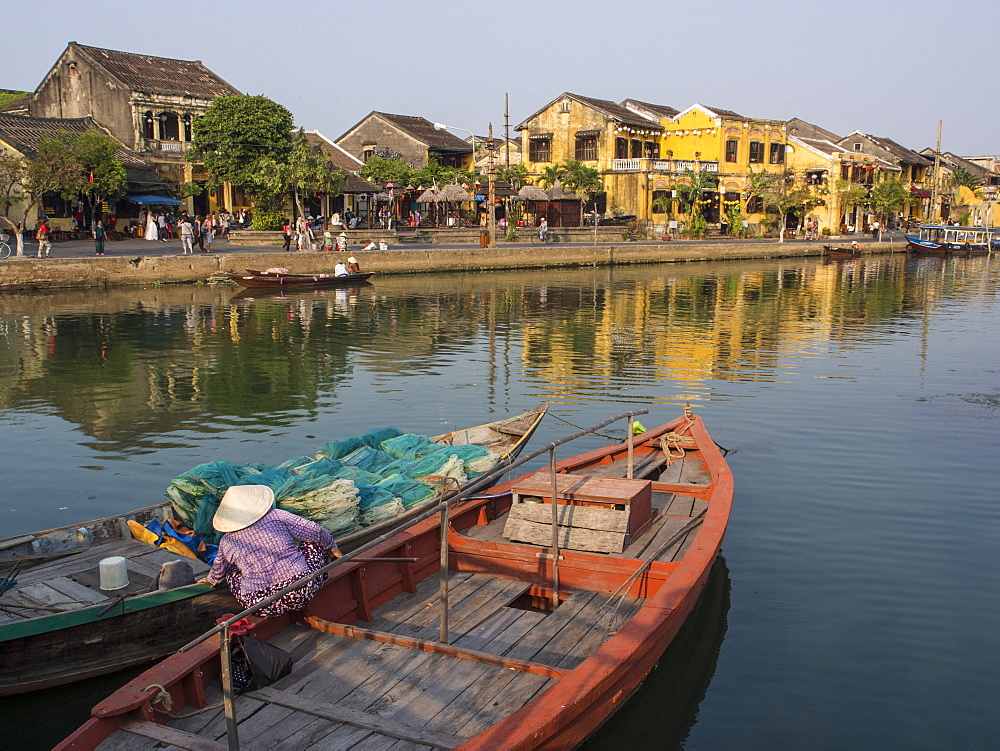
786 117 841 142
0 112 150 167
374 113 472 152
304 131 364 171
623 99 679 120
72 43 241 99
568 94 661 129
868 135 933 166
700 105 748 120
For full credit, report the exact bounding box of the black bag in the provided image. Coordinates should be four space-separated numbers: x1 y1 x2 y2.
230 635 292 693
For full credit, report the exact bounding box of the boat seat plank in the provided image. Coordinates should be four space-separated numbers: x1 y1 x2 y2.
43 575 110 604
93 729 163 750
567 452 667 480
250 686 464 749
452 605 545 654
14 539 138 584
137 547 211 575
14 582 80 611
117 718 235 751
658 458 710 486
460 518 507 542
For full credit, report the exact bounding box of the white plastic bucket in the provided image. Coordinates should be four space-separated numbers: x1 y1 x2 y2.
99 556 129 590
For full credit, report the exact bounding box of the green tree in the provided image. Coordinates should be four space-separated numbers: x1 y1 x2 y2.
360 156 415 186
187 95 295 207
538 164 567 188
669 168 717 237
560 160 603 212
497 163 529 190
950 166 983 192
747 168 817 242
257 129 347 219
0 133 88 256
69 130 127 223
870 176 908 222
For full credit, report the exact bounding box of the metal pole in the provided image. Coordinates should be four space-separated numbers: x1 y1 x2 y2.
627 415 635 478
549 446 560 608
487 123 497 249
220 629 240 750
439 502 449 643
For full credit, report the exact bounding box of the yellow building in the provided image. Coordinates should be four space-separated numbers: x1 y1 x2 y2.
516 93 673 225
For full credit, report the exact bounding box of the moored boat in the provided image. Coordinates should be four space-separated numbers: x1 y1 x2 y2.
824 244 863 257
905 224 997 254
58 407 732 750
230 268 375 289
0 403 547 698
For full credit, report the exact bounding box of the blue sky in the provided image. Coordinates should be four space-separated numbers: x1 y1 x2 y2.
6 0 997 156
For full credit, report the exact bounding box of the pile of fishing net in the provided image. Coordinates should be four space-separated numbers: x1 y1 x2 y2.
163 427 498 541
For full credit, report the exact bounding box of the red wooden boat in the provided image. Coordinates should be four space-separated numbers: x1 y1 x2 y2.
58 408 732 750
824 244 862 258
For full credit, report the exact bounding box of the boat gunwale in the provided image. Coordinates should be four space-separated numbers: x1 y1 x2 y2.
58 411 731 751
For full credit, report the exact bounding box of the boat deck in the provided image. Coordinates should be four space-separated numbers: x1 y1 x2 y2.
0 538 209 621
95 571 643 750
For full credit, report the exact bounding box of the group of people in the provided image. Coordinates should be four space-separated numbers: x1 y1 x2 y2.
175 212 226 255
141 209 231 246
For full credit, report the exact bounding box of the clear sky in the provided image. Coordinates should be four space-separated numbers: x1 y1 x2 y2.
5 0 997 156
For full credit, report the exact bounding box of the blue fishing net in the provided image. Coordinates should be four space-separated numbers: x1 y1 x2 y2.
360 426 403 448
339 445 394 473
376 474 436 508
316 436 367 460
379 433 438 460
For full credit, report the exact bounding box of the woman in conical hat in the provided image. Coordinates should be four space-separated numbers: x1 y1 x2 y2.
198 485 341 617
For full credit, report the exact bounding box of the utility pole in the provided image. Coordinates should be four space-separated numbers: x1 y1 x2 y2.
487 123 497 249
504 94 511 169
929 120 942 223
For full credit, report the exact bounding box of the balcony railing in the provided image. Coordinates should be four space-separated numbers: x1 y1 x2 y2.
142 139 186 153
612 158 719 173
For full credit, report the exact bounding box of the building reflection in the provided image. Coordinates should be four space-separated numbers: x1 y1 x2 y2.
0 255 993 450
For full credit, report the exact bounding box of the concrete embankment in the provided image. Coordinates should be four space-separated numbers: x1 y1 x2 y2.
0 241 878 291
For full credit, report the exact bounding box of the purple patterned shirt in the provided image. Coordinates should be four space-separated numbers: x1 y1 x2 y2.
205 508 336 594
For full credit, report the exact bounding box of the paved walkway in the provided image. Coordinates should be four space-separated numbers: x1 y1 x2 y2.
4 233 902 260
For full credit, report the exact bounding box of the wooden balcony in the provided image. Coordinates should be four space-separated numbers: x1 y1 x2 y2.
611 158 719 173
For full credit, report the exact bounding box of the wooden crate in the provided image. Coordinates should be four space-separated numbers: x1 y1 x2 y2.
502 473 653 553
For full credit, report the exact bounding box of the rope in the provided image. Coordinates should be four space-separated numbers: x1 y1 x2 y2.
146 683 224 719
658 404 697 466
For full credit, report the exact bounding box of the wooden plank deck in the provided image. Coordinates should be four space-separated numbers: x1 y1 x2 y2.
141 572 641 750
1 538 210 622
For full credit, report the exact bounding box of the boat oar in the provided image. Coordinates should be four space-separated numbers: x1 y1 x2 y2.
0 560 23 599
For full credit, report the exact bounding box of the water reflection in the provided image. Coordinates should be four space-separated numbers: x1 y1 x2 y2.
1 255 994 444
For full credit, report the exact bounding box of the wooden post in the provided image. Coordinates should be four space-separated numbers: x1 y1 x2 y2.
219 629 240 751
549 447 560 607
627 415 635 479
439 502 449 644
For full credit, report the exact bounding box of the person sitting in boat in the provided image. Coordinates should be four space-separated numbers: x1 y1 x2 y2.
334 260 349 276
851 240 861 251
346 256 361 274
197 485 341 618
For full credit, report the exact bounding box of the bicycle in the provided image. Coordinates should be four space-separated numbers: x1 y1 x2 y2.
0 237 11 259
530 230 551 244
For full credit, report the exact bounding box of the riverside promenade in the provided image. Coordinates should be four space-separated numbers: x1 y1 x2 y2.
0 233 907 291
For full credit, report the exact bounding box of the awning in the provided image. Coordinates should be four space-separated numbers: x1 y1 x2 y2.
909 188 931 199
125 194 183 206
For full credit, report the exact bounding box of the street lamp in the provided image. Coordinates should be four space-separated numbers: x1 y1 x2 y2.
434 122 497 248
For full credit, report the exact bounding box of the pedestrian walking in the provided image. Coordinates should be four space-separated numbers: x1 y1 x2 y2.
202 215 214 252
282 218 293 251
35 219 52 258
179 218 194 254
93 220 106 256
870 220 881 240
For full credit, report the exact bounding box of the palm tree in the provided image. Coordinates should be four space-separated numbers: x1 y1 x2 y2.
538 164 567 189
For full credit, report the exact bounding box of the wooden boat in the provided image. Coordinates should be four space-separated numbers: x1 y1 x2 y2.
824 244 862 257
58 408 733 750
0 404 547 698
905 224 997 254
230 268 375 289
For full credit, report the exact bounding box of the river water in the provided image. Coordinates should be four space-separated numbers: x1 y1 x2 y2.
1 254 997 750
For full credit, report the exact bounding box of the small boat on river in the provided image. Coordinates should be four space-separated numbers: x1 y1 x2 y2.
824 244 863 258
230 268 375 289
58 407 732 750
0 404 547 697
905 224 997 254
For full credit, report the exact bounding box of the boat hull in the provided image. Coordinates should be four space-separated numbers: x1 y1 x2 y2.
230 269 375 288
56 411 731 751
0 404 546 697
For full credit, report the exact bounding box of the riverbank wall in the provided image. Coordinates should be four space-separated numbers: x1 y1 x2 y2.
0 241 898 291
